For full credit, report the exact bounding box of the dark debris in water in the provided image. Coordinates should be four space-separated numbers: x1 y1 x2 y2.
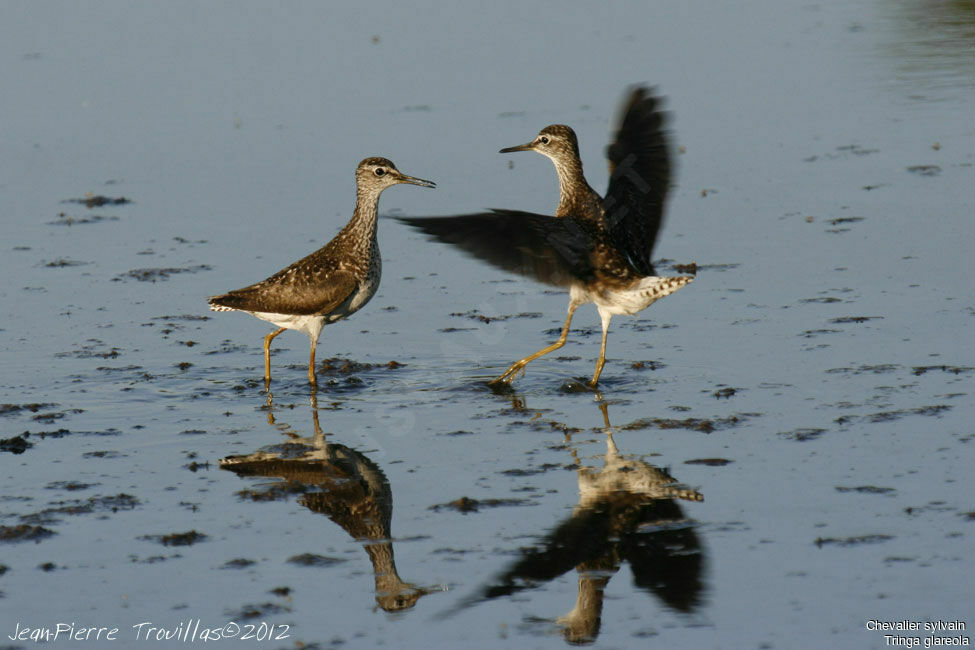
286 553 347 567
63 195 131 208
429 496 533 514
95 365 142 374
0 402 57 416
141 530 207 547
835 404 952 426
836 144 879 157
826 364 899 375
32 408 84 422
830 316 883 324
630 360 663 371
799 328 842 338
55 341 121 359
907 165 941 177
153 314 211 322
43 258 90 267
904 501 956 516
82 450 126 459
20 494 139 525
129 553 183 564
713 387 737 399
800 297 844 304
0 434 33 454
622 413 755 434
317 357 406 375
835 486 896 495
172 236 208 245
815 534 894 547
318 376 366 392
683 458 734 466
499 464 566 477
207 340 250 355
221 558 257 570
228 602 291 620
450 309 543 324
115 265 212 282
912 365 974 376
45 481 97 491
507 417 582 436
32 428 72 439
0 525 56 544
828 217 865 226
29 427 118 440
804 144 878 163
48 213 120 226
778 428 828 442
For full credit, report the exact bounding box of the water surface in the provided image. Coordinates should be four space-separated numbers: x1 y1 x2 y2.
1 2 973 648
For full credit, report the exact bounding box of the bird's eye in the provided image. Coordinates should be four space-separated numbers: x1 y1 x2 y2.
539 136 550 144
375 168 386 176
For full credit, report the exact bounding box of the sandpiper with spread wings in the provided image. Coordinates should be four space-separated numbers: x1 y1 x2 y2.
398 87 692 387
209 157 435 388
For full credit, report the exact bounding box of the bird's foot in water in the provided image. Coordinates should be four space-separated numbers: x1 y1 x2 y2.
559 377 600 394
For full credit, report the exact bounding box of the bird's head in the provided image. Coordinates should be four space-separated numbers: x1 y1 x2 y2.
499 124 580 164
356 157 436 191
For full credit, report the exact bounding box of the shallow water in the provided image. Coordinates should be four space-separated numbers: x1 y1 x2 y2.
2 1 973 649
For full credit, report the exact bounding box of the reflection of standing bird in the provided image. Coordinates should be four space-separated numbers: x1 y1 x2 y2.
220 404 435 612
209 158 434 388
399 87 692 387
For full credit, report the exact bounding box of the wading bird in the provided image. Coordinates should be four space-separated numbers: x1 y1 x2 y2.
209 158 435 387
399 87 691 387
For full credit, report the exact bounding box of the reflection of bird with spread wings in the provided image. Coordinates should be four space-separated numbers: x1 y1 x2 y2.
452 401 705 644
220 398 437 612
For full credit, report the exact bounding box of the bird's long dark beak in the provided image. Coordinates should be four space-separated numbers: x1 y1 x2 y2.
499 142 535 154
395 172 436 188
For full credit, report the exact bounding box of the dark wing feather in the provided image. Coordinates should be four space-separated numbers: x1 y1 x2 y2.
603 86 673 276
209 267 358 316
396 209 596 287
458 506 611 606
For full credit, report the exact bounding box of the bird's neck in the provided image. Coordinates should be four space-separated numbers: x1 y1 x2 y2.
344 186 383 245
552 156 603 220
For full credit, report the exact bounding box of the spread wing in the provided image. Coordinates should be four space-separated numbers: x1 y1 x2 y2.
603 86 673 276
396 209 597 287
209 265 358 316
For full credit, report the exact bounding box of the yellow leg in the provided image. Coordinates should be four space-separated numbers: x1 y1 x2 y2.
490 304 578 385
589 313 612 387
308 337 318 386
597 399 610 428
263 327 286 389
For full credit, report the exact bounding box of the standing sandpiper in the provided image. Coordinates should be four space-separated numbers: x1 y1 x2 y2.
209 157 435 388
399 87 692 387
